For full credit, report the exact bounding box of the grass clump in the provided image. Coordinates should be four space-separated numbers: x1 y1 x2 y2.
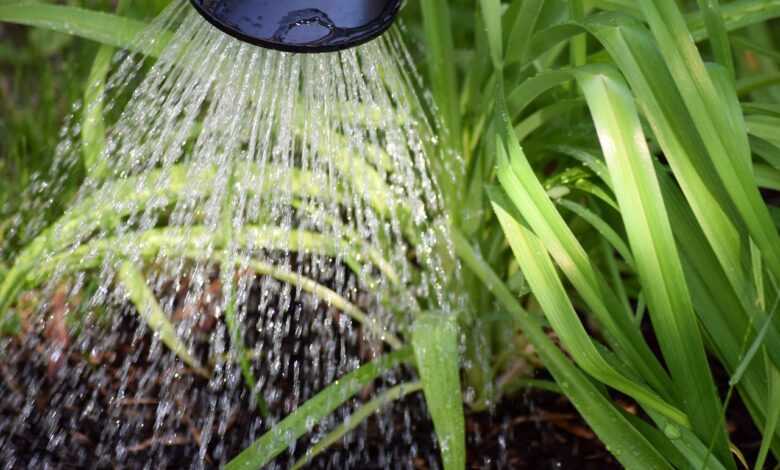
2 0 780 468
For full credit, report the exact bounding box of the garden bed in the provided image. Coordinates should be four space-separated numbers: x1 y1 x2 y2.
2 284 773 469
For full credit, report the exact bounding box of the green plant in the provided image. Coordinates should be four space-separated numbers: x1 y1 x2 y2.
450 0 780 468
2 0 780 469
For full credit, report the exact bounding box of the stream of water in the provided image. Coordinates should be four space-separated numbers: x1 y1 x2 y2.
0 2 461 467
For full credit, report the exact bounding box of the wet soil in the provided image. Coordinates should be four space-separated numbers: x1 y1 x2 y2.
0 275 776 469
0 318 619 470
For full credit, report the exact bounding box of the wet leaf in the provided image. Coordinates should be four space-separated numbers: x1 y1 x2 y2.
412 313 465 470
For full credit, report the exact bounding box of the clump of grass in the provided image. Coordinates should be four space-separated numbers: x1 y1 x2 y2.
427 0 780 467
2 0 780 469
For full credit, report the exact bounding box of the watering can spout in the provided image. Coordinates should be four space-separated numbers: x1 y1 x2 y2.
190 0 402 53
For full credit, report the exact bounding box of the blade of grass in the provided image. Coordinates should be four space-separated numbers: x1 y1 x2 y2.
505 0 545 65
557 199 634 268
527 1 780 73
744 103 780 118
755 359 780 470
291 382 423 470
746 115 780 147
506 21 756 448
0 156 404 317
507 68 574 120
752 137 780 170
225 348 412 470
81 44 112 178
478 0 503 71
537 17 750 304
695 0 735 78
575 64 733 466
420 0 461 150
116 261 208 378
412 313 465 470
12 223 392 296
569 0 587 68
737 72 780 97
756 163 780 191
0 2 165 55
559 15 780 372
514 99 586 141
18 227 405 349
689 0 780 42
542 144 611 184
659 170 780 448
591 0 640 16
81 0 130 178
730 294 780 387
645 410 731 470
242 259 404 350
589 16 780 371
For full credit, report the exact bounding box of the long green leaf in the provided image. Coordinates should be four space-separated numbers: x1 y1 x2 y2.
412 313 465 470
574 64 733 466
695 0 734 77
730 295 780 387
420 0 461 149
533 11 780 378
658 170 780 450
572 14 780 371
479 0 503 70
557 199 634 268
117 261 208 378
0 2 162 54
291 382 423 470
225 348 412 470
81 0 130 177
17 227 404 349
755 361 780 470
505 0 545 65
81 45 112 177
689 0 780 41
0 158 403 316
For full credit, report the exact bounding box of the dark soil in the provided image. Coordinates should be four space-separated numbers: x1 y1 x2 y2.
0 320 621 470
0 274 776 469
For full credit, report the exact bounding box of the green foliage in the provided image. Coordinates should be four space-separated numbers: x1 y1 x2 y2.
459 0 780 468
3 0 780 468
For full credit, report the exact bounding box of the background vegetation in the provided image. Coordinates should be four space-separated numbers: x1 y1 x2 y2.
2 0 780 468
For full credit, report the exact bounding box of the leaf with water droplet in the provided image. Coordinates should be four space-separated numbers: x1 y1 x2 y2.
663 424 681 440
117 261 209 378
412 312 465 470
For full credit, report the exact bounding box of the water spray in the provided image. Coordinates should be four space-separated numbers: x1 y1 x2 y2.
190 0 402 52
0 1 462 467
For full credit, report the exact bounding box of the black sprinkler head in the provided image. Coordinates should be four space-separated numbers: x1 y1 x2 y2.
190 0 403 53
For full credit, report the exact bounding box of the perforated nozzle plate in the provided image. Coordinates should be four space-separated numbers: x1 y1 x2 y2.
190 0 402 53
